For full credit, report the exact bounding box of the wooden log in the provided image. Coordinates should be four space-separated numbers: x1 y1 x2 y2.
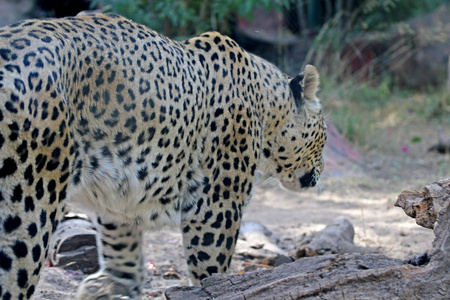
235 221 293 268
48 214 99 274
296 216 366 258
395 177 449 229
165 178 450 299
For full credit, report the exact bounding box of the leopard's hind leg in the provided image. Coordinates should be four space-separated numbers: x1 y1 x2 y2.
76 216 144 300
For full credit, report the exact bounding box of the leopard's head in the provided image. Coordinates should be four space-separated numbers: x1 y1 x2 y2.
261 65 327 191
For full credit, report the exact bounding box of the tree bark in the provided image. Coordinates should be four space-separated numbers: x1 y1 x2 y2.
165 178 450 299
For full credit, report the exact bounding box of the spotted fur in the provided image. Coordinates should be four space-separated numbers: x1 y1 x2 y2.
0 13 326 299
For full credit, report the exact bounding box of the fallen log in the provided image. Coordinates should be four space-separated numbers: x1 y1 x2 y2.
165 178 450 300
48 213 99 274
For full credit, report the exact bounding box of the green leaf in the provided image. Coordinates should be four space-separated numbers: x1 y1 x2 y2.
411 136 422 143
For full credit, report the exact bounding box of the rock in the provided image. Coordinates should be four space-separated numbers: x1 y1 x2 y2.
296 217 367 258
428 126 450 154
162 271 182 280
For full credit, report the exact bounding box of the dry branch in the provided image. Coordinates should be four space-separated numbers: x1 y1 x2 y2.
165 178 450 300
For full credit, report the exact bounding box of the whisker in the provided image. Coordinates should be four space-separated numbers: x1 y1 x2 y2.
316 176 323 194
324 109 333 119
256 175 278 186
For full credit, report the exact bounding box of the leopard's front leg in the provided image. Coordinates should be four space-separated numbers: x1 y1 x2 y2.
179 101 258 285
76 216 143 300
180 178 248 285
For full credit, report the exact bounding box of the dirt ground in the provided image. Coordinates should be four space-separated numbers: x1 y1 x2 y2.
0 1 448 298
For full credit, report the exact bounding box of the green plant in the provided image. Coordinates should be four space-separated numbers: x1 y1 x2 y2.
304 0 447 80
321 77 377 146
321 75 450 147
423 91 450 121
91 0 292 37
356 78 391 107
355 0 444 31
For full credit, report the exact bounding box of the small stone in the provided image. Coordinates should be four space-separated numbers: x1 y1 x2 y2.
163 271 181 280
271 254 294 267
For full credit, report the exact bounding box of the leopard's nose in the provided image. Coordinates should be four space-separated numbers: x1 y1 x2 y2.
299 168 317 188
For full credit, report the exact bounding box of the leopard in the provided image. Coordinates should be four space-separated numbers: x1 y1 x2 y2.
0 13 326 299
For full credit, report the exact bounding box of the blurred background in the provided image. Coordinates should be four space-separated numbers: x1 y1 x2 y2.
0 0 448 150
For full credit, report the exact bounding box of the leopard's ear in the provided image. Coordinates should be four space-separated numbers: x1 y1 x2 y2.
289 73 304 109
289 65 321 112
302 65 321 113
302 65 319 99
